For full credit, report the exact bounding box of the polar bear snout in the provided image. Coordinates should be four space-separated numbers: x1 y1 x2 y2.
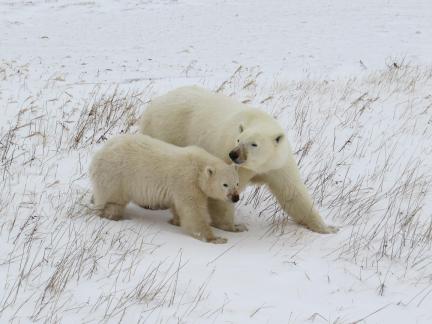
228 149 239 161
228 192 240 203
229 146 247 164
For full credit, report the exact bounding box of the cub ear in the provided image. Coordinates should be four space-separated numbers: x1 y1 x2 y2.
205 166 215 177
239 124 244 133
275 134 284 143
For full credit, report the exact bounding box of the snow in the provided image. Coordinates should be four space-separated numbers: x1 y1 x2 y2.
1 0 432 323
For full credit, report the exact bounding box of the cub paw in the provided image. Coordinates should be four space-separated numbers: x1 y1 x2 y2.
168 218 180 226
323 225 339 234
212 222 248 232
309 224 339 234
233 223 248 232
208 237 228 244
102 213 123 221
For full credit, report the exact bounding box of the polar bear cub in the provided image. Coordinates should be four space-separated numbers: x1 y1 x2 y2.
89 134 240 243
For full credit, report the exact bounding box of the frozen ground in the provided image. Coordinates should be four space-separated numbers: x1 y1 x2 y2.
1 0 432 323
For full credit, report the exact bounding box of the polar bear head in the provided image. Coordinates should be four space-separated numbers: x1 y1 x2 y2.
198 160 240 203
228 116 289 173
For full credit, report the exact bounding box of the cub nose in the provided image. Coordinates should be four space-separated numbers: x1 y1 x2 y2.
229 150 239 161
231 194 239 203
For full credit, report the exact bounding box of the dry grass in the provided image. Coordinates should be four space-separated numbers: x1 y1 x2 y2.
0 64 207 322
1 59 432 322
69 86 150 150
223 62 432 276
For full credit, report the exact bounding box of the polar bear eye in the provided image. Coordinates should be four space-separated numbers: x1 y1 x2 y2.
239 125 244 133
275 135 284 143
223 183 228 187
251 143 258 147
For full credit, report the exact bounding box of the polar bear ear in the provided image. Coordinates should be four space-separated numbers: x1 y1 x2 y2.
275 134 284 143
205 166 215 177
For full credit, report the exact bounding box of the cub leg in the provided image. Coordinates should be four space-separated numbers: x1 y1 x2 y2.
175 198 227 244
169 207 181 226
208 198 247 232
102 202 126 221
92 185 126 221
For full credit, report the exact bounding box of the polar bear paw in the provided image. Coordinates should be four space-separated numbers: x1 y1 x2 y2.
310 224 339 234
212 222 248 232
208 237 228 244
101 203 125 221
233 223 248 232
168 218 180 226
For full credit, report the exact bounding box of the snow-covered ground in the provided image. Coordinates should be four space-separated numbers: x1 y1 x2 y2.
1 0 432 323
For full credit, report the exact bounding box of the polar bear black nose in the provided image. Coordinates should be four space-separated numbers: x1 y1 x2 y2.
229 150 239 161
231 194 239 203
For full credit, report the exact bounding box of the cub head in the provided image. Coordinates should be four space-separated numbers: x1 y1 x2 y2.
228 122 289 173
199 162 240 203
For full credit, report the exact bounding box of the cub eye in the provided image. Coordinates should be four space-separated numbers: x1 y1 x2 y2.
251 143 258 147
236 183 239 186
223 183 228 187
275 135 283 143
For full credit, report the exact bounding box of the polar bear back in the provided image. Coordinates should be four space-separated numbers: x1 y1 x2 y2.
139 86 280 163
89 134 205 209
140 87 239 155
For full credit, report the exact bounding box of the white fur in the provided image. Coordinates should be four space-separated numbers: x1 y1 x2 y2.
139 86 337 233
89 134 240 243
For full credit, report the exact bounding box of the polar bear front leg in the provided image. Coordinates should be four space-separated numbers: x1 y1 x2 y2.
208 198 248 232
258 158 338 234
174 198 227 244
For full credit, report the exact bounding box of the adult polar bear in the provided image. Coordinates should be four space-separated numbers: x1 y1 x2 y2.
139 86 337 234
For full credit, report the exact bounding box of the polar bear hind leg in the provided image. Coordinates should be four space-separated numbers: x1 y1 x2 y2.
169 207 181 226
102 203 126 221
